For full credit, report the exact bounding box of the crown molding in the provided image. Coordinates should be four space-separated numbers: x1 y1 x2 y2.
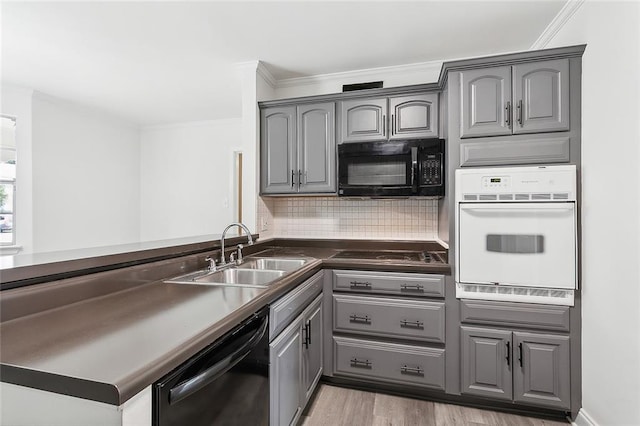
530 0 585 50
275 60 443 89
256 61 277 88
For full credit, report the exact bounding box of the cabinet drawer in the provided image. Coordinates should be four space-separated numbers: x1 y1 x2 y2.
460 299 570 332
333 270 444 298
334 294 445 343
334 336 445 390
270 271 323 338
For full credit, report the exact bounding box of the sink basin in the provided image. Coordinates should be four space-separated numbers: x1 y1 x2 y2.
236 257 308 272
193 268 285 287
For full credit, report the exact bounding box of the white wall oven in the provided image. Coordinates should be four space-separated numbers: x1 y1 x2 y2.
455 165 578 306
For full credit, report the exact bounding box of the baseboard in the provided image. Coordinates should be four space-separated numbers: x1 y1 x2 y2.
573 409 598 426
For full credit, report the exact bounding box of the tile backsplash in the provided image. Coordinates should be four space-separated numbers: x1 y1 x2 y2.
258 197 439 240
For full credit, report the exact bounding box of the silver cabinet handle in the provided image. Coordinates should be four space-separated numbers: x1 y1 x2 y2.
349 314 372 325
350 280 372 289
400 365 424 376
382 114 386 136
517 99 523 126
298 169 302 186
505 101 512 127
391 113 395 135
291 169 295 188
400 283 424 293
350 358 372 369
400 319 424 329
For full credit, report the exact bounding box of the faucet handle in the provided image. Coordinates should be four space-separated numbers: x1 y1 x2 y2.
205 256 217 272
236 244 244 263
229 252 236 263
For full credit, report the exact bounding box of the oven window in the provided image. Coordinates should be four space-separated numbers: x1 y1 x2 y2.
345 159 407 186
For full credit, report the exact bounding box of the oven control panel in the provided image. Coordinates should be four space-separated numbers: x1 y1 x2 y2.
481 176 511 189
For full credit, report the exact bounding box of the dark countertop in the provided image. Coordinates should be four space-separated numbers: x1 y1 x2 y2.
0 240 449 406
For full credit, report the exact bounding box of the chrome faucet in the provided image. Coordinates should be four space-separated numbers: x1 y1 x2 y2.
220 223 254 265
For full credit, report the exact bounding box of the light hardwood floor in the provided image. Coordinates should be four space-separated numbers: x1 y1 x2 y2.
299 384 568 426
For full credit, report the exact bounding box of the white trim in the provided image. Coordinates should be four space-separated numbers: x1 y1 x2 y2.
572 408 599 426
256 61 277 88
530 0 585 50
275 60 443 89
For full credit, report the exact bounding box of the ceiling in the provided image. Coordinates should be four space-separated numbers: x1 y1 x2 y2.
1 1 566 126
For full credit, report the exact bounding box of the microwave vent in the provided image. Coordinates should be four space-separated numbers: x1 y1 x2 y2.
499 194 514 201
553 193 569 200
463 194 478 201
515 194 530 200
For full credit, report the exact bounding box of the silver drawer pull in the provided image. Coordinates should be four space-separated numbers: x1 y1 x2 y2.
350 358 372 369
400 283 424 292
400 319 424 329
400 365 424 376
349 314 372 325
350 281 372 289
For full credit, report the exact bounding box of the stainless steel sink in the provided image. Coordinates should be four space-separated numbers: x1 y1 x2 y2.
236 257 308 272
193 268 285 287
164 256 309 288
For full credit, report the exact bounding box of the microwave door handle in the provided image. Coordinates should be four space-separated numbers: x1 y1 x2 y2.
411 147 418 193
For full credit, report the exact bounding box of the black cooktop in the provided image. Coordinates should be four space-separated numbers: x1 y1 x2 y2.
331 250 445 263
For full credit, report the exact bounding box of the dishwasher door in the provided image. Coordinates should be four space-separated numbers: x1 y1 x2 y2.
153 309 269 426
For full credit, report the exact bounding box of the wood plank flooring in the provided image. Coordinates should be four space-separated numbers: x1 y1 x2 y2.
299 384 568 426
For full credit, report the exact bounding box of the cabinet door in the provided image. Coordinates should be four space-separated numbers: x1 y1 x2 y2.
460 67 512 138
340 98 388 143
513 59 570 134
297 103 336 193
513 332 571 409
270 318 303 426
389 93 438 139
261 106 297 194
301 296 323 404
461 326 512 401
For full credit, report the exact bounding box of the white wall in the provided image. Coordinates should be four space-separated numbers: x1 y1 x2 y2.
31 93 141 253
139 118 241 241
0 85 34 253
543 2 640 425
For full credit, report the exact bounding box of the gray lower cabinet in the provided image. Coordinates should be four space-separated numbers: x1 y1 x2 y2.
329 269 446 394
261 102 335 195
270 294 323 426
334 336 445 390
460 326 571 410
460 59 569 139
339 93 439 143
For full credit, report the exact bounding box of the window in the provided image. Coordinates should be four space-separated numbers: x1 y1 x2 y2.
0 115 16 246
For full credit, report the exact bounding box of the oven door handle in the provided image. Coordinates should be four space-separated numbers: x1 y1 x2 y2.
169 315 268 405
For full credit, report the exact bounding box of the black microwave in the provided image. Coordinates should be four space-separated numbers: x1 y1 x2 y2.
338 138 445 197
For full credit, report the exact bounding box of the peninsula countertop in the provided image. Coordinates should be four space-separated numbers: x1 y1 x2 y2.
0 239 449 406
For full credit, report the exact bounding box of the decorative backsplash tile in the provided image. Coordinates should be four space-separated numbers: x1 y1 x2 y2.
258 197 439 240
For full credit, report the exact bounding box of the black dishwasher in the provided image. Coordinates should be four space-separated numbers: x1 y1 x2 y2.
153 308 269 426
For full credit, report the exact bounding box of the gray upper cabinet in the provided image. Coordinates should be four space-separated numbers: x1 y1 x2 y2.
389 93 439 139
513 59 570 134
340 98 388 143
261 102 336 195
297 103 336 193
460 66 512 138
261 106 296 194
340 94 439 143
460 59 570 139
